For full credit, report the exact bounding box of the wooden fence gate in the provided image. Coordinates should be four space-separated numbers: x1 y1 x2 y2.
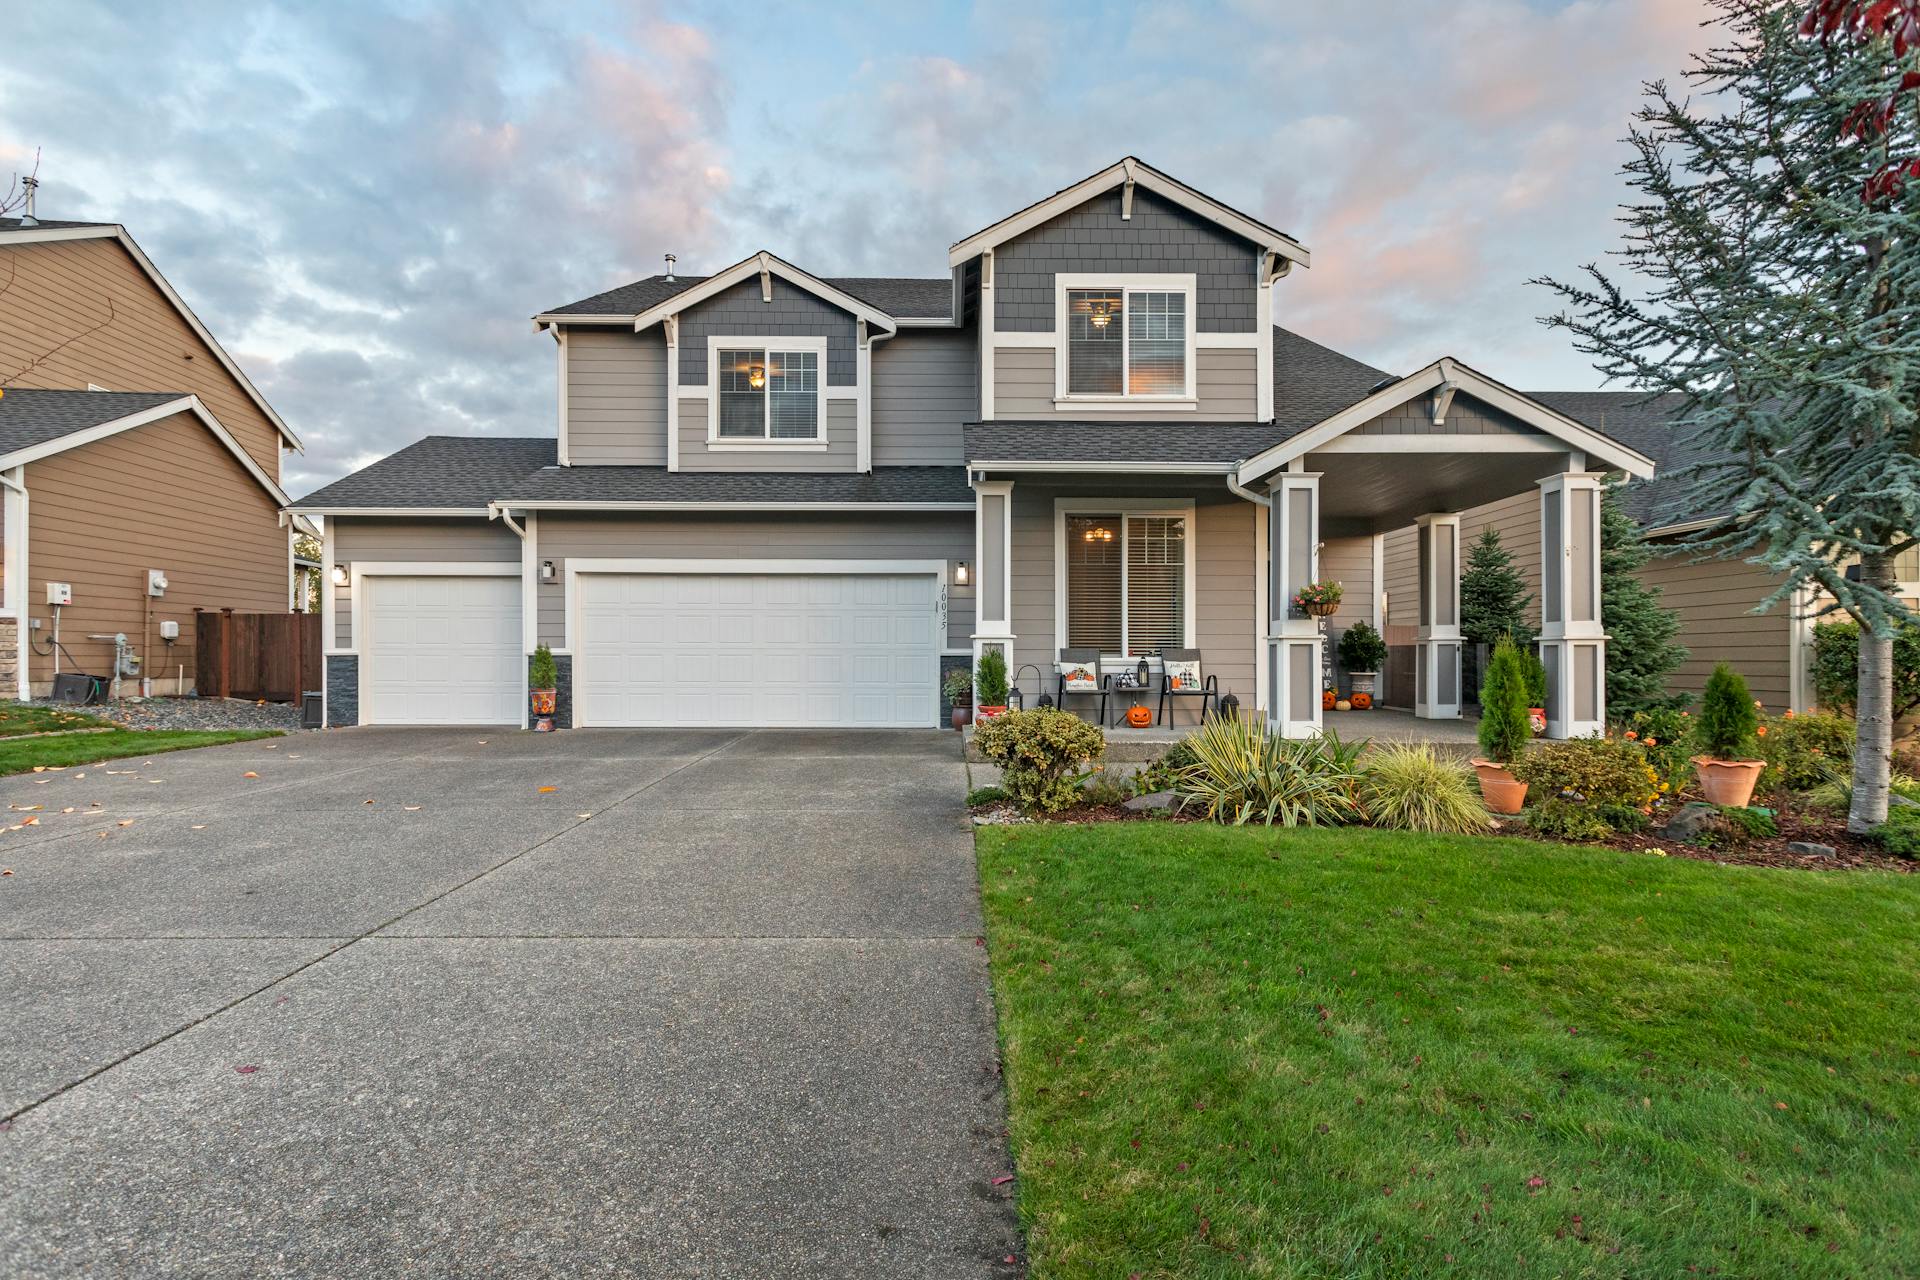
194 610 322 702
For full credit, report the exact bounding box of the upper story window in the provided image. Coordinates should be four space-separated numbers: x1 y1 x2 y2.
1057 274 1195 403
714 344 823 442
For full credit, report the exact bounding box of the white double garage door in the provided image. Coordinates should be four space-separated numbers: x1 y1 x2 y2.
360 567 939 729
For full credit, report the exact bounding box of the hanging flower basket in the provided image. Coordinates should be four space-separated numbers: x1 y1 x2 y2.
1293 580 1343 618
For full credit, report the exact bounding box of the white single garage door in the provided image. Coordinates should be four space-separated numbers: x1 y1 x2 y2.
575 572 937 728
361 574 523 725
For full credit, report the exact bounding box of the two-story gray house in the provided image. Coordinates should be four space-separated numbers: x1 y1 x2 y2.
292 158 1655 738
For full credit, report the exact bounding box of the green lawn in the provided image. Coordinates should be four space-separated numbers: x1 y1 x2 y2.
0 703 113 737
0 729 281 776
978 824 1920 1279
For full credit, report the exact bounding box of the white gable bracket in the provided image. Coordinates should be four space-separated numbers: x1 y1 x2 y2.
1431 381 1458 426
758 252 773 303
629 250 899 338
1121 158 1137 220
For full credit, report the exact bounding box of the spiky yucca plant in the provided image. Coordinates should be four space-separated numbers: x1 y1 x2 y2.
1177 716 1366 827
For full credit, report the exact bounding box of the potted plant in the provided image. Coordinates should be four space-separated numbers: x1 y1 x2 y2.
1293 579 1344 618
1523 644 1549 735
1337 620 1387 701
1693 662 1765 805
942 667 974 731
974 648 1010 722
1472 636 1532 813
529 644 559 732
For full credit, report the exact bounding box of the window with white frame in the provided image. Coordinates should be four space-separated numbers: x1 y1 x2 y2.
1064 513 1188 655
1062 284 1191 398
715 347 821 440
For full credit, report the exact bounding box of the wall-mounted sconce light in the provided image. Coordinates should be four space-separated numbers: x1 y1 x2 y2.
954 560 970 586
541 560 556 582
330 563 349 587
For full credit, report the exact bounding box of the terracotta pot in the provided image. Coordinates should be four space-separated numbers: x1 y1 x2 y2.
951 704 972 731
1471 759 1529 815
975 705 1008 722
530 688 557 716
532 715 554 733
1694 756 1765 807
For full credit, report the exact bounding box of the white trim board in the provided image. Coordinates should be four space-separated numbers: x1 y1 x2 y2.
1236 357 1657 485
290 507 491 518
0 223 303 452
628 251 900 338
702 335 831 446
487 500 974 513
1052 272 1198 411
1050 497 1200 658
948 156 1311 269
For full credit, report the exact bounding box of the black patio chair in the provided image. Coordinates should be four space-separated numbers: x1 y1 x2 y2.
1054 648 1110 726
1155 648 1219 727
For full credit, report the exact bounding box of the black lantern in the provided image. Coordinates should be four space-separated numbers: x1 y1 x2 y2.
1218 691 1241 720
1137 657 1150 688
1011 664 1045 713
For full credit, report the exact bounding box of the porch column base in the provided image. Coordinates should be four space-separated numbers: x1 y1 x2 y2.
1539 635 1606 739
1268 633 1324 739
1414 633 1463 719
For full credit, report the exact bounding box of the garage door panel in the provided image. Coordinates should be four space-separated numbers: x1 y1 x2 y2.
576 572 936 728
363 575 521 726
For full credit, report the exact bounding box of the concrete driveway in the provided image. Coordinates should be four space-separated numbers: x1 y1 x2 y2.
0 728 1018 1278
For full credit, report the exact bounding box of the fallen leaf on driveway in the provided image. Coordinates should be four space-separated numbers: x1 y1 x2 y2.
242 772 258 779
404 806 421 812
577 812 592 819
2 869 11 876
191 825 206 831
234 1065 261 1075
10 805 41 812
31 766 45 774
992 1174 1014 1186
476 740 488 745
21 817 38 826
116 820 134 828
73 773 84 780
537 785 557 793
364 799 375 806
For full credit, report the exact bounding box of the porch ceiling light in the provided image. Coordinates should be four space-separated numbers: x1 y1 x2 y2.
1089 300 1113 330
747 364 766 389
1083 526 1114 543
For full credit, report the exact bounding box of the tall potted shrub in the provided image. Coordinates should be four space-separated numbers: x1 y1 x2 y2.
943 668 974 731
1694 663 1764 806
974 648 1010 721
1472 636 1532 813
529 644 559 732
1337 620 1387 702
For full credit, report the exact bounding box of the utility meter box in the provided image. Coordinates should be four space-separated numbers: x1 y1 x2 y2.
45 582 71 606
159 620 180 641
146 569 169 598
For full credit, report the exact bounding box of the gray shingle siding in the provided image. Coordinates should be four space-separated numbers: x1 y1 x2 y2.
993 186 1259 334
673 278 857 387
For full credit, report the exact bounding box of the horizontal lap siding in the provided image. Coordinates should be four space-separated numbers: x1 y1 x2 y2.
1640 552 1793 707
1321 535 1376 681
329 519 520 650
0 237 283 478
991 345 1258 420
533 513 974 652
25 411 286 690
872 327 974 466
676 398 859 472
566 328 666 465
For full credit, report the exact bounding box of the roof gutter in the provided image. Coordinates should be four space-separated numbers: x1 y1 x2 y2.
1226 474 1270 507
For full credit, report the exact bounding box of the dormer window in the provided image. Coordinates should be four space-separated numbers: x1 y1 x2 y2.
1055 274 1196 407
711 337 827 444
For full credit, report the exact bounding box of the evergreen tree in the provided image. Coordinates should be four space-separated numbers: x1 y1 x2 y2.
1599 485 1689 714
1460 527 1534 649
1536 1 1920 830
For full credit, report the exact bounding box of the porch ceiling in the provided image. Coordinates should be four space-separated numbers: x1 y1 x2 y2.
1309 449 1573 533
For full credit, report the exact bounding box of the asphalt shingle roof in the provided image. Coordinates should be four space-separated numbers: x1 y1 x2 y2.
499 464 972 505
0 388 187 456
0 217 115 232
965 421 1280 466
542 274 953 321
1527 391 1700 528
290 436 557 510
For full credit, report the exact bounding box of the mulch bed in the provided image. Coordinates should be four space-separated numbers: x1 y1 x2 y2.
972 790 1916 873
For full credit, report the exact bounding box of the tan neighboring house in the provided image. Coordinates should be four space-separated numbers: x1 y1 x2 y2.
0 209 307 699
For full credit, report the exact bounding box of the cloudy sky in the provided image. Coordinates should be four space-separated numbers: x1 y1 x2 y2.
2 0 1713 494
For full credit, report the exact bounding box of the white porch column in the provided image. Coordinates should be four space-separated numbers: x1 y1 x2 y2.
1267 470 1322 738
1538 472 1605 738
1413 513 1463 719
2 468 28 701
971 480 1014 676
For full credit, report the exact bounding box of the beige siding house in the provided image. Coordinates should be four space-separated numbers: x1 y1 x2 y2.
0 214 305 697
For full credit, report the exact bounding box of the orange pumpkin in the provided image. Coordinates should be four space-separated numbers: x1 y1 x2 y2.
1322 689 1336 710
1125 704 1153 728
1350 691 1372 711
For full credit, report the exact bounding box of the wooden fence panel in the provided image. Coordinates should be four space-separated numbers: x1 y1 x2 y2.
193 611 321 702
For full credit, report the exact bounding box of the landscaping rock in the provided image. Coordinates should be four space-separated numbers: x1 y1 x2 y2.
1661 802 1724 842
1890 793 1919 809
1786 841 1837 858
1123 790 1178 813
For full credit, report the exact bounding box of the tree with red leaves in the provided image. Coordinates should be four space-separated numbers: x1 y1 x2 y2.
1538 1 1920 832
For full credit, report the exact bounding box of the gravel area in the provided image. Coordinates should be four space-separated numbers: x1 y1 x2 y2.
26 696 307 733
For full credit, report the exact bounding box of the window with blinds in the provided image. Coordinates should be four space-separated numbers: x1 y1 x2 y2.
1062 285 1189 398
713 347 820 440
1064 513 1187 655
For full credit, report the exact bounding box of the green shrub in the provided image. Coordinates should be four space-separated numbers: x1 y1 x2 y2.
1509 736 1660 808
1593 802 1652 834
1719 805 1778 842
965 785 1006 807
975 648 1010 707
942 667 973 705
1757 712 1852 793
972 708 1105 814
1808 772 1920 813
1478 637 1533 763
1078 769 1132 808
1130 738 1199 797
1358 744 1490 834
1698 664 1759 760
1523 798 1617 841
1871 807 1920 858
1621 706 1694 793
1336 620 1388 673
528 644 558 690
1178 718 1366 827
1523 647 1548 709
1810 618 1920 719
